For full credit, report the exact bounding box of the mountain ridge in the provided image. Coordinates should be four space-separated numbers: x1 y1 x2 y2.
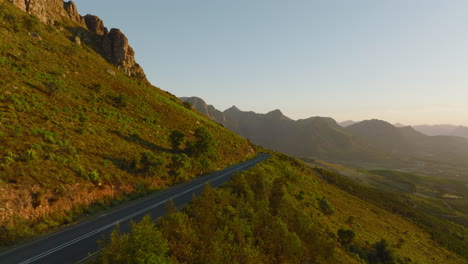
182 96 468 175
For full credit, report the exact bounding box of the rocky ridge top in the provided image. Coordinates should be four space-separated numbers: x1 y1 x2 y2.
8 0 145 78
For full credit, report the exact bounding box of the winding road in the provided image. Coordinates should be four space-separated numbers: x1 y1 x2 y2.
0 154 270 264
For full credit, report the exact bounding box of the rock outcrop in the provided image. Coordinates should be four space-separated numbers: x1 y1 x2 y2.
84 14 107 35
83 15 145 78
9 0 145 78
9 0 84 25
106 29 145 77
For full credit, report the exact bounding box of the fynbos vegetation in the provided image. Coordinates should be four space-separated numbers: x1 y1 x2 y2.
97 155 465 263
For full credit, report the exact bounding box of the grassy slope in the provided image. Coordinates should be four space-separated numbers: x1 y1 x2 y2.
0 1 255 245
98 154 466 264
308 160 468 227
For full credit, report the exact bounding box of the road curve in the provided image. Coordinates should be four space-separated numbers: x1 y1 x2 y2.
0 154 270 264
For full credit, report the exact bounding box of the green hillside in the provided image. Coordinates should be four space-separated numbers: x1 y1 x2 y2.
0 1 255 245
97 154 466 263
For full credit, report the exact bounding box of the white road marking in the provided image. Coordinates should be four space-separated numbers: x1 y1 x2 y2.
18 157 262 264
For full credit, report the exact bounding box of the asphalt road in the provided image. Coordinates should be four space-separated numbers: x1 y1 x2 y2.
0 154 270 264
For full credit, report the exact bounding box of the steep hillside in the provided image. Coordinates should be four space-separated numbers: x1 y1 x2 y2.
0 0 255 245
97 154 467 263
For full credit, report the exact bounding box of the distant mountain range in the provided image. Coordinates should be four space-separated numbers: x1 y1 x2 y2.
340 121 468 139
413 125 468 138
181 97 377 161
182 97 468 170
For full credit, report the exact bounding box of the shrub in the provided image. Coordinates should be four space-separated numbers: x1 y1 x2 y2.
88 170 101 185
169 130 185 151
170 153 191 179
188 127 216 158
374 239 397 264
182 101 192 110
318 197 334 215
1 151 17 168
46 81 62 95
337 229 355 246
109 94 128 109
23 148 37 163
141 151 168 178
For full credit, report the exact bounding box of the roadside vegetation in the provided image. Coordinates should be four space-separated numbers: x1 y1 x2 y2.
97 154 465 264
0 1 255 246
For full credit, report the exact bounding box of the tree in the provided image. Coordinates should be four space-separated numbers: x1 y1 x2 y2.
337 229 355 246
170 153 191 180
374 239 397 264
169 130 185 151
141 151 168 179
98 215 172 264
189 127 216 158
318 198 335 215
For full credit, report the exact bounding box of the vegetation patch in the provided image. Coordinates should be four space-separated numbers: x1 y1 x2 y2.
97 155 465 263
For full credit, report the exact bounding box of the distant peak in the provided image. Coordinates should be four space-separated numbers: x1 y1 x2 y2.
268 109 283 114
265 109 292 121
339 120 357 127
349 119 395 129
225 105 241 113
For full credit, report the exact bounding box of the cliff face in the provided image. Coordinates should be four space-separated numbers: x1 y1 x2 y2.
8 0 145 78
8 0 84 25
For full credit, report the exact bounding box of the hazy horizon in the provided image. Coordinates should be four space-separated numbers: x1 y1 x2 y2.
75 0 468 126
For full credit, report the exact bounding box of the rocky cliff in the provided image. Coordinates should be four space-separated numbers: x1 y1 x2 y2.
8 0 145 78
8 0 84 25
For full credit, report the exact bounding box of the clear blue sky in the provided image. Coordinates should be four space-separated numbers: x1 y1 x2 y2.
75 0 468 126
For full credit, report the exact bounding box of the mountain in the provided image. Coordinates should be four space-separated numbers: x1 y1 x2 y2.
413 124 460 136
0 0 255 244
345 120 426 156
338 120 357 127
451 126 468 138
182 97 376 160
345 120 468 163
182 97 468 177
413 124 468 139
179 96 226 122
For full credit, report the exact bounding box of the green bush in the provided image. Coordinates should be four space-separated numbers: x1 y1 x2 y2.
169 130 185 151
141 151 168 178
318 197 335 215
188 127 216 158
88 170 101 185
170 153 191 179
97 215 171 264
337 228 355 246
23 149 37 163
